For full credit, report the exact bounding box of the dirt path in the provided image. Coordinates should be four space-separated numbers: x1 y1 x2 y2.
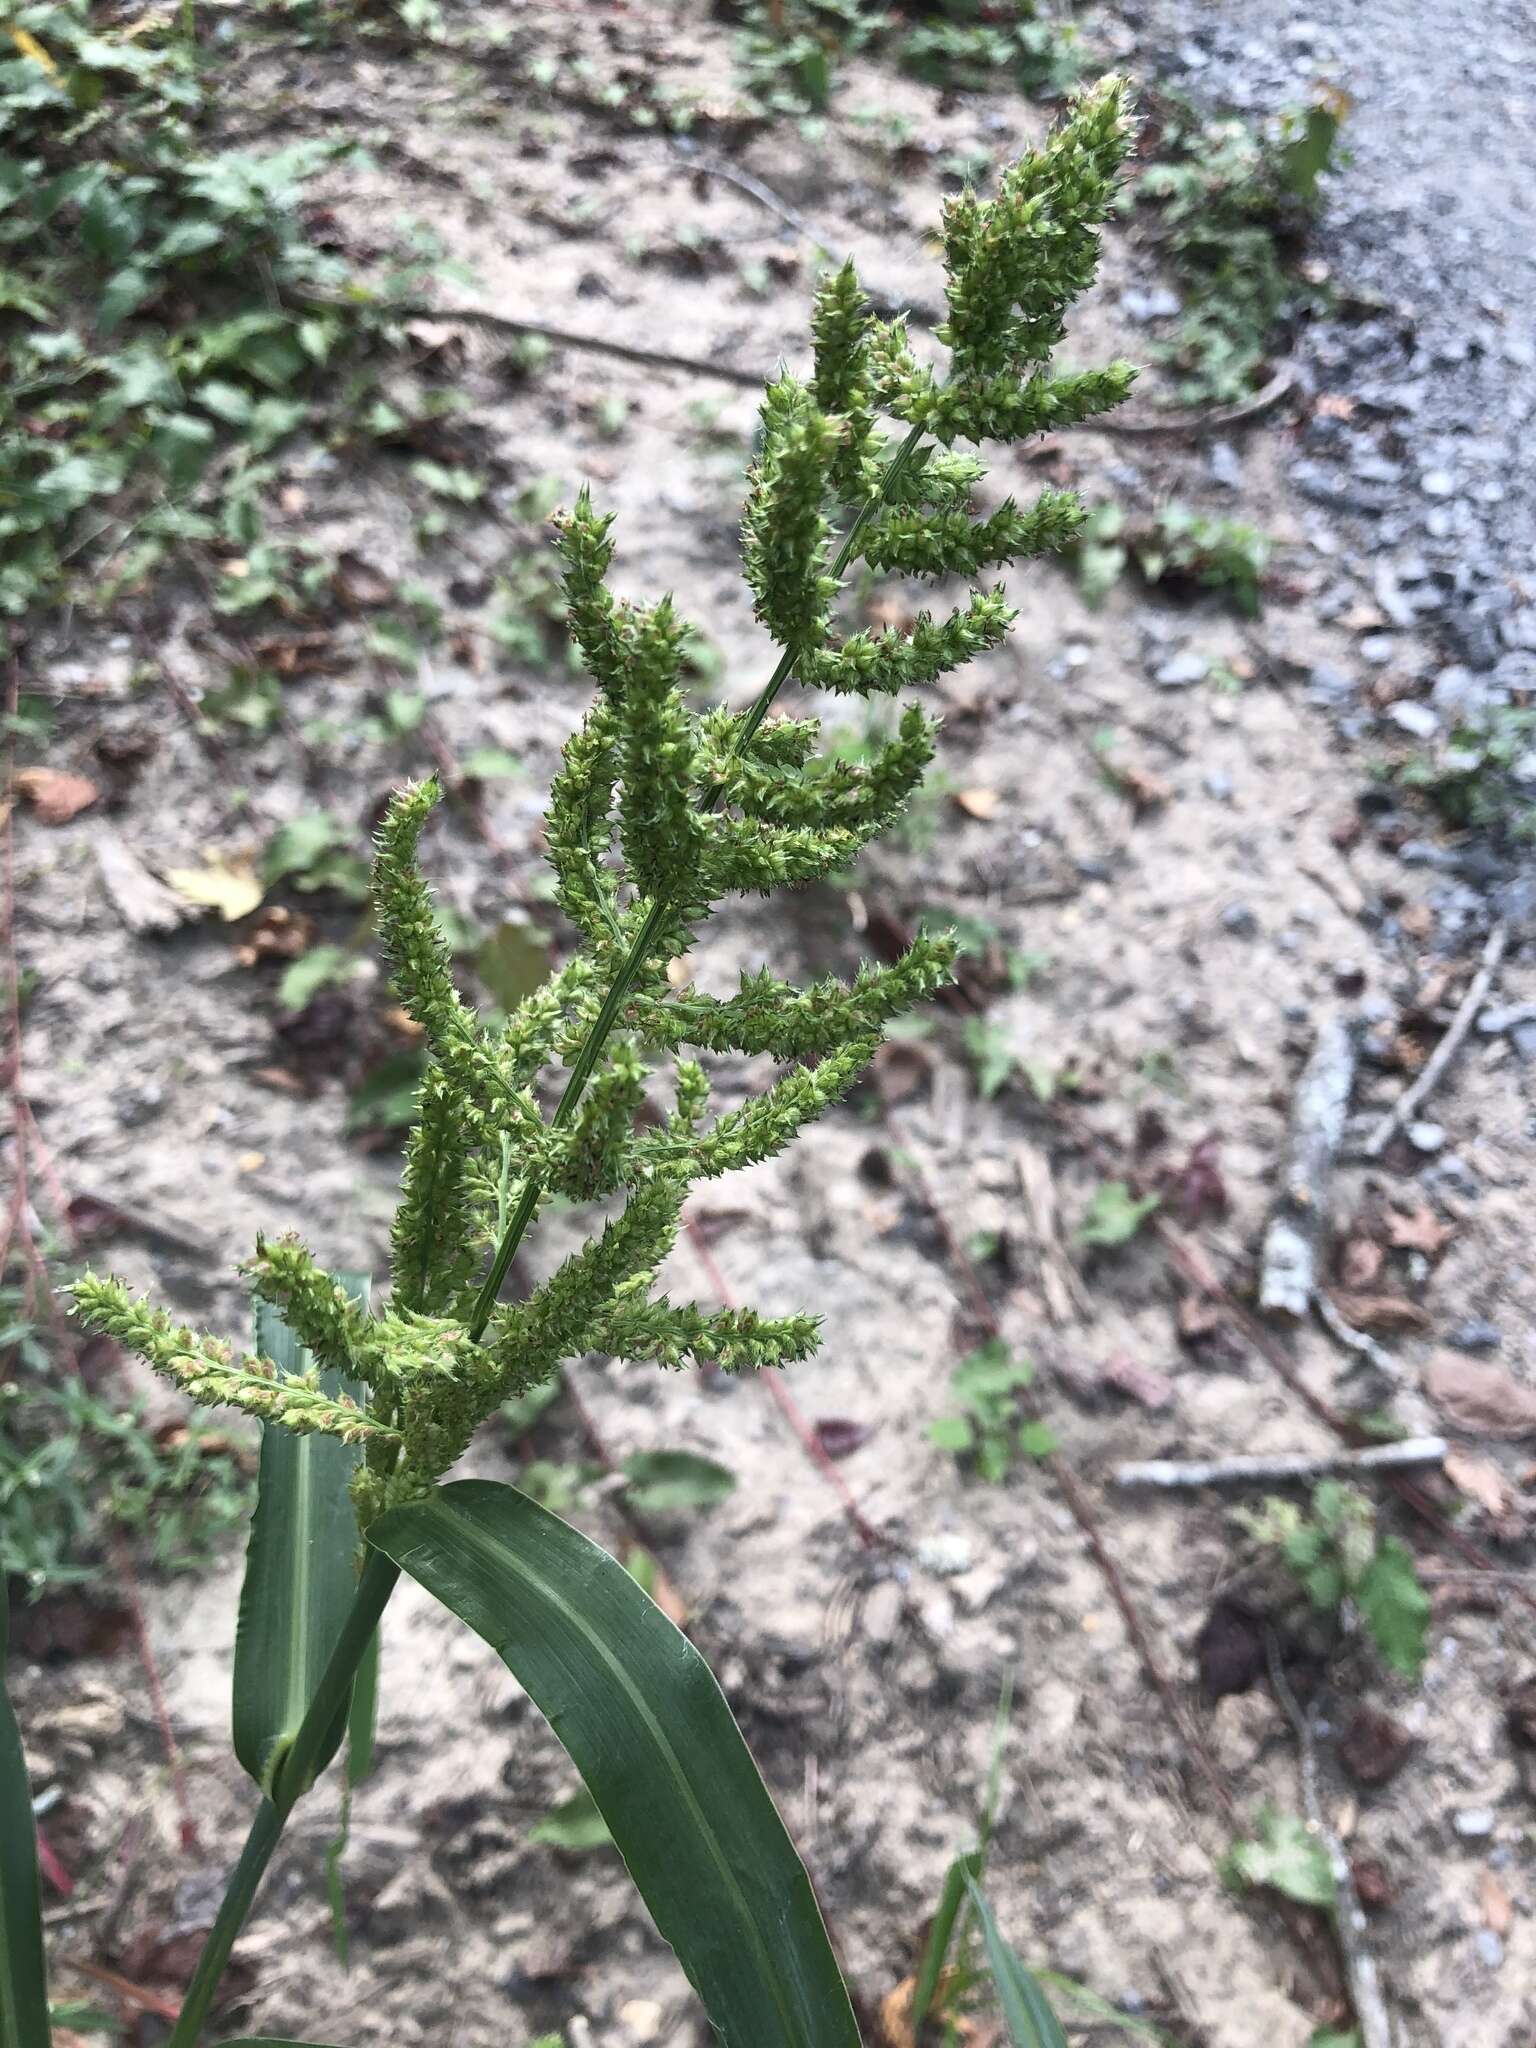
11 8 1536 2047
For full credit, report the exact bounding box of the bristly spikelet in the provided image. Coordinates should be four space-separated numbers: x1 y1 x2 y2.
68 79 1138 1506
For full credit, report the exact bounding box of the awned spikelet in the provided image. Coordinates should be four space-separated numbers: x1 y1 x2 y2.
70 78 1138 1515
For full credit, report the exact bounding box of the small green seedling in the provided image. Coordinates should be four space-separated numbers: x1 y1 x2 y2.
1075 1179 1159 1250
931 1340 1051 1482
1236 1480 1430 1679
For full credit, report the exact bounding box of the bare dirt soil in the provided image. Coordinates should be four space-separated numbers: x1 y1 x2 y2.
13 7 1536 2047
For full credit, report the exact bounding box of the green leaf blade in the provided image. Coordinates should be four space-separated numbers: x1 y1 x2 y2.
1 1604 50 2048
964 1877 1068 2048
370 1479 859 2048
232 1276 371 1797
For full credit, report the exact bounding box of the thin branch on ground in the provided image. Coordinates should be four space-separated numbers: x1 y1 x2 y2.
1115 1438 1446 1490
1313 1289 1407 1387
1259 1016 1356 1321
1360 922 1508 1158
1266 1636 1398 2048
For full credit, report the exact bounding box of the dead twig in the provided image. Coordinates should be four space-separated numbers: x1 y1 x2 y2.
1115 1438 1446 1490
682 1211 887 1552
1312 1290 1406 1388
1266 1637 1397 2048
296 290 768 387
1259 1016 1356 1321
1360 922 1508 1157
1016 1142 1093 1326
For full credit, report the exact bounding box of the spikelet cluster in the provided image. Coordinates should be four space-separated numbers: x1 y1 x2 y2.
69 80 1136 1523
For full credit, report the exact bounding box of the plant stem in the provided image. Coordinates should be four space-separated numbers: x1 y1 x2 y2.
467 420 925 1339
165 1551 399 2048
165 421 928 2044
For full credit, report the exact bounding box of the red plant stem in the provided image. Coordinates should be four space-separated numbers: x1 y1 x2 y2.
682 1212 887 1552
34 1825 75 1898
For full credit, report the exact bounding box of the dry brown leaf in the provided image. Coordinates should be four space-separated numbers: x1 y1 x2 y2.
953 786 1001 821
1339 1236 1384 1289
1102 1352 1174 1410
16 766 100 824
1426 1354 1536 1439
1481 1870 1514 1936
1385 1203 1454 1257
234 904 316 967
1327 1290 1432 1336
1444 1450 1511 1519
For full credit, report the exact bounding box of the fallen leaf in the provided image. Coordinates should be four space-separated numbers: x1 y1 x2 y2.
1102 1352 1174 1410
953 786 1001 821
1194 1597 1267 1700
1160 1132 1227 1225
1326 1291 1432 1336
1338 1705 1415 1786
165 852 264 921
1339 1236 1384 1289
1426 1354 1536 1438
1314 392 1357 420
813 1417 871 1460
1385 1203 1454 1257
1481 1870 1514 1936
16 766 99 824
1351 1856 1394 1911
332 552 394 610
233 904 316 966
1444 1450 1511 1520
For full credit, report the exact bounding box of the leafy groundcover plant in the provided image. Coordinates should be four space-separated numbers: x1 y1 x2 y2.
4 78 1135 2048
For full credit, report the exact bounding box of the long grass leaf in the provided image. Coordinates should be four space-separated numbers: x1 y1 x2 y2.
911 1848 983 2031
964 1877 1068 2048
1 1602 50 2048
370 1479 860 2048
232 1276 371 1794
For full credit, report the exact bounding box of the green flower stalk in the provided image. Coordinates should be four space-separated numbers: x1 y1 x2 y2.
70 74 1138 1530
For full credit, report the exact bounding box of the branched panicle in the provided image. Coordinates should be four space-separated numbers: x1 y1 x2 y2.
66 81 1137 1507
811 259 883 503
742 377 841 651
69 1277 399 1447
553 487 626 692
244 1235 373 1380
617 597 708 900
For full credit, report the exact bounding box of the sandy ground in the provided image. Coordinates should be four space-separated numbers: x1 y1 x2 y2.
13 6 1536 2046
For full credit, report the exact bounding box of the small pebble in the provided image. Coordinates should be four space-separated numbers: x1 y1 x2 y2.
1453 1806 1496 1838
1153 650 1208 689
1407 1121 1446 1153
1448 1317 1502 1353
1474 1930 1505 1970
1220 902 1258 939
1387 700 1440 739
1421 469 1457 498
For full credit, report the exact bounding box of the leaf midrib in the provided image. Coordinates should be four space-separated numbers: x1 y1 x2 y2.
407 1498 807 2048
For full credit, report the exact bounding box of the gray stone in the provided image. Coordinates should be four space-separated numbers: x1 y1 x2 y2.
1203 769 1235 801
1152 650 1208 689
1360 633 1397 665
1448 1317 1501 1354
1453 1806 1496 1838
1386 700 1440 739
1407 1120 1446 1152
1477 1002 1536 1035
1219 902 1259 939
1309 660 1356 706
1421 469 1457 498
1475 1930 1505 1970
